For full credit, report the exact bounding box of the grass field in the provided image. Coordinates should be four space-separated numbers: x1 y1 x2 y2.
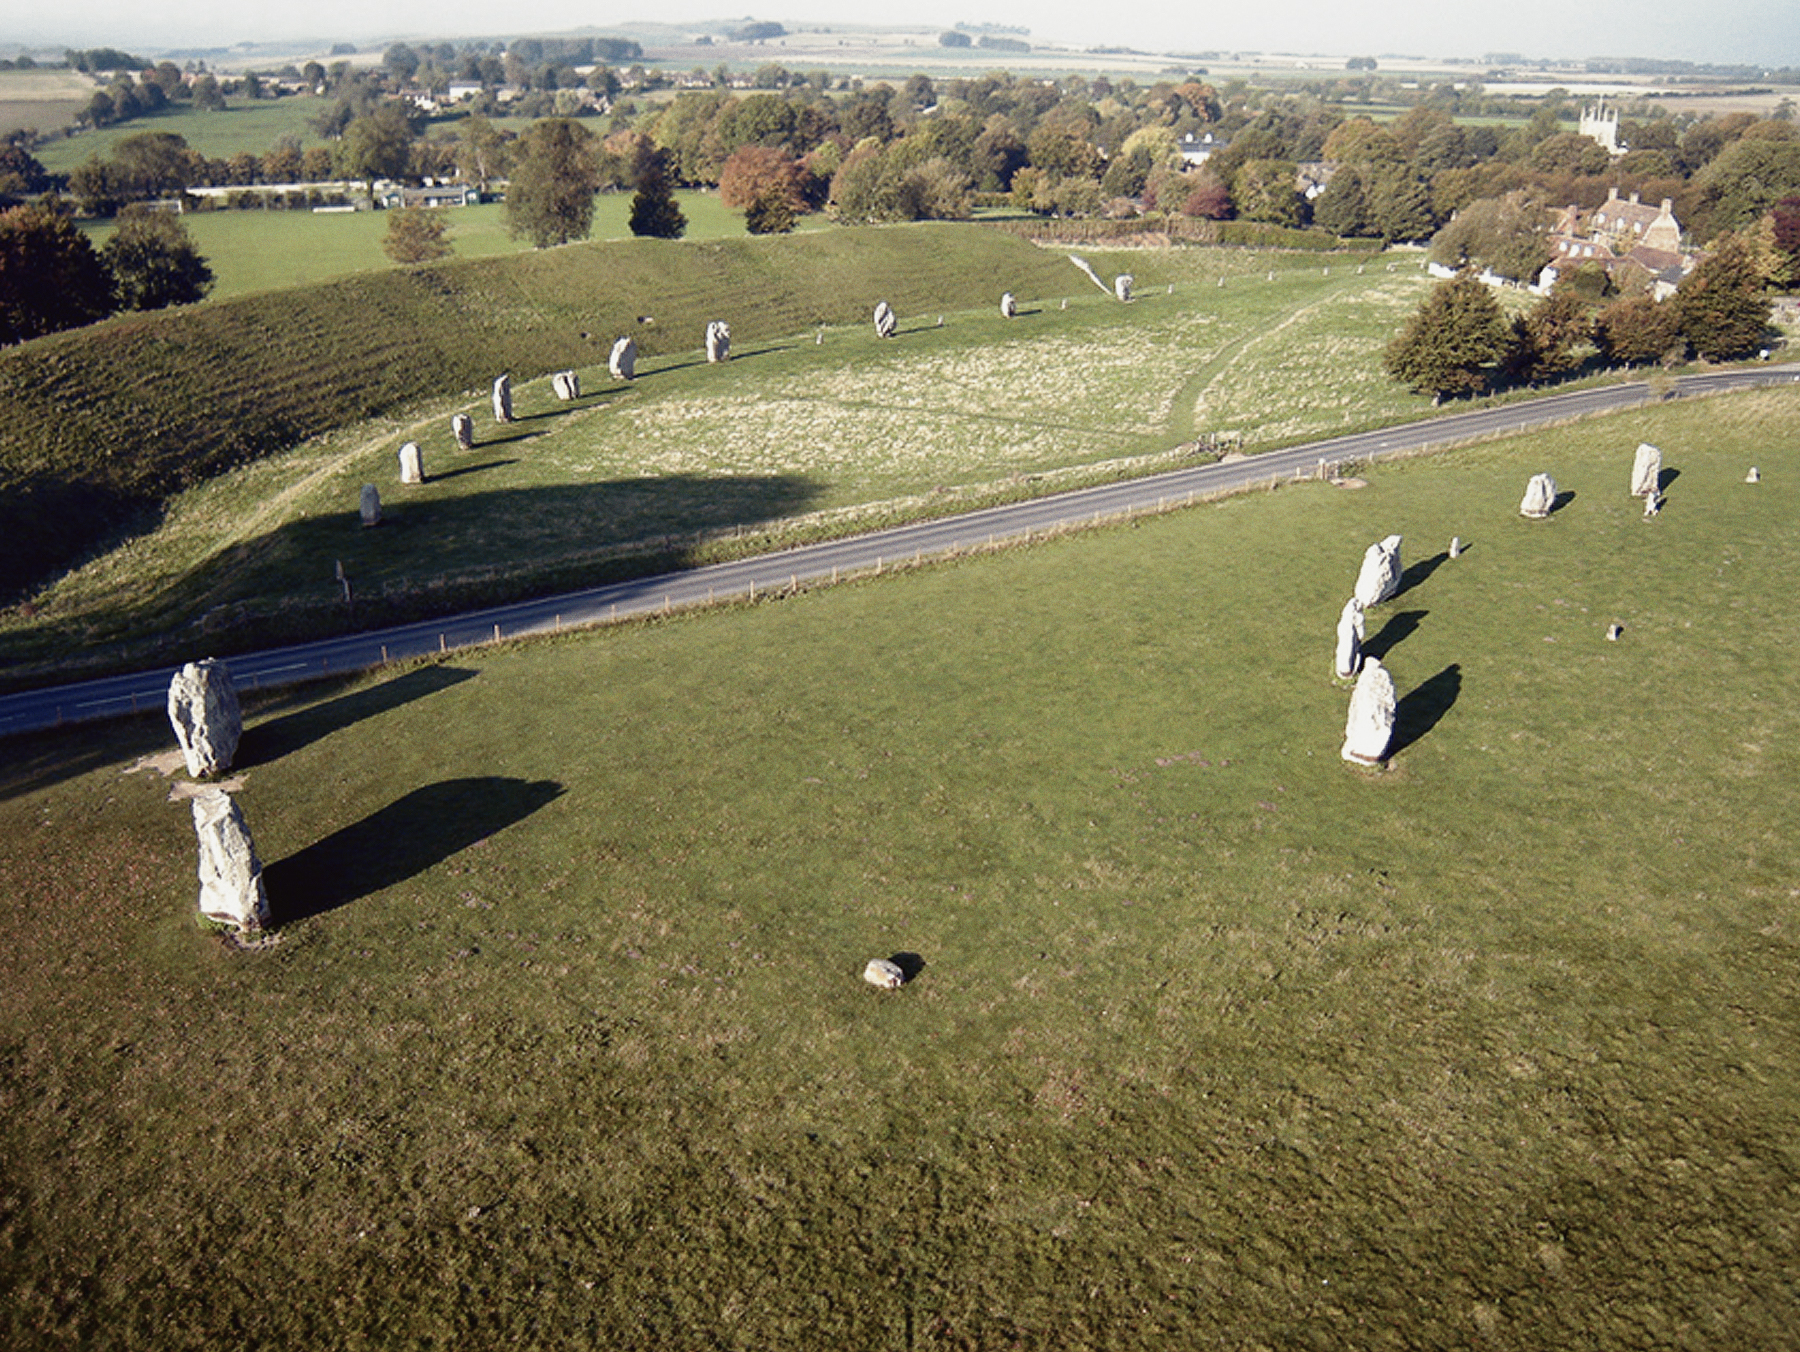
0 69 94 138
2 387 1796 1348
31 97 332 172
77 191 801 300
0 245 1439 680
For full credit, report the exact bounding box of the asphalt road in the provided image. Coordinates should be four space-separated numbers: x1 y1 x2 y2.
5 362 1796 740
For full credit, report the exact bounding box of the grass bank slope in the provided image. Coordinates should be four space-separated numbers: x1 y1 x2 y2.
0 223 1074 600
2 391 1797 1347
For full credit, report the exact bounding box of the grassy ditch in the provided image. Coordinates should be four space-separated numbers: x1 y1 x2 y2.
2 392 1797 1348
1 243 1443 682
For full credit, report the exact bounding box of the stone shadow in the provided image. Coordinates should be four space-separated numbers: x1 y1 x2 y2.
428 459 518 482
890 952 928 984
1389 664 1462 758
1551 489 1577 514
264 776 564 924
238 665 480 769
1394 552 1448 599
1658 467 1681 492
1364 610 1427 662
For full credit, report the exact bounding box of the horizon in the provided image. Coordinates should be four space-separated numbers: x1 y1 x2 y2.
8 1 1799 71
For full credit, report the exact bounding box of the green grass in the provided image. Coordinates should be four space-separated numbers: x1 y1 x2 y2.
31 97 331 172
0 244 1441 681
76 191 805 301
3 389 1797 1348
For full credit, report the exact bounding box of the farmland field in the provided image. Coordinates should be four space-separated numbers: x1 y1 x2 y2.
0 68 94 138
31 97 332 171
3 386 1797 1348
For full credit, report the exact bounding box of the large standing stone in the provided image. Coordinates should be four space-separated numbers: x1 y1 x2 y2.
1341 657 1397 765
1335 597 1365 680
167 658 242 778
873 301 897 338
191 787 268 932
1000 292 1017 319
609 336 637 380
1519 473 1557 519
1114 273 1134 303
552 370 580 400
451 412 474 450
1353 534 1403 607
360 483 382 527
491 374 513 423
398 442 423 484
706 320 731 363
1630 442 1662 498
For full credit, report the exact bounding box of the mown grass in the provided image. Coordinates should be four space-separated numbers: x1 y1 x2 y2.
31 98 332 171
77 192 819 301
0 234 1425 678
2 390 1797 1348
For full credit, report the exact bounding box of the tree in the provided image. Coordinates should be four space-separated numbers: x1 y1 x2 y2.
628 148 687 239
341 103 420 190
382 206 454 263
101 208 213 310
0 144 48 205
111 131 203 199
1383 270 1509 400
1771 195 1800 290
1675 235 1772 361
719 146 807 213
191 74 225 112
1429 191 1549 284
0 204 116 343
506 118 600 247
1499 290 1590 387
1594 294 1681 366
744 186 796 235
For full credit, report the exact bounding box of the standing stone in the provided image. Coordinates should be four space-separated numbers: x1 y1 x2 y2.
1519 473 1557 519
360 483 382 528
398 442 424 484
1114 274 1134 303
1341 658 1397 765
705 320 731 363
167 658 242 778
191 788 268 933
873 301 897 338
609 336 637 381
1335 598 1365 680
451 412 474 450
1353 534 1403 607
491 374 512 423
551 370 580 400
863 958 905 989
1449 536 1462 559
1000 292 1017 319
1643 491 1661 519
1746 467 1760 483
1630 442 1662 498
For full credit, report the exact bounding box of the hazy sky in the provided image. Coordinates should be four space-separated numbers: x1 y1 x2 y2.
10 0 1799 67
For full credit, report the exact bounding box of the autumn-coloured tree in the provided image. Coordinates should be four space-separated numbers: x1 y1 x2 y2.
382 207 454 264
718 146 807 212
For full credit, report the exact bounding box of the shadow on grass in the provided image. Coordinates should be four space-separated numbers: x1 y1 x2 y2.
1551 489 1577 514
1364 610 1426 662
428 459 518 482
891 952 928 984
1659 467 1681 492
0 710 172 804
1394 552 1448 599
239 665 480 769
1390 664 1461 758
265 776 564 924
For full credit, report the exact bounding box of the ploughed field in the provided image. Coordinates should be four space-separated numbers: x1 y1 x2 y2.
2 386 1798 1348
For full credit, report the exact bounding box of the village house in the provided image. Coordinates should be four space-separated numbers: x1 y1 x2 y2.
1539 187 1690 299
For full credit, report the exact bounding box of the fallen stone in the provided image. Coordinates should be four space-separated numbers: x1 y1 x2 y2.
1114 273 1134 303
1000 292 1017 319
360 483 382 528
706 319 731 363
873 301 897 338
191 787 268 932
1068 254 1111 295
552 370 580 400
398 442 423 484
609 337 637 380
1353 534 1403 607
863 958 905 989
1519 473 1556 519
167 658 242 778
451 412 474 450
1341 657 1396 765
1630 442 1662 498
1746 467 1761 483
492 374 512 423
1335 598 1365 680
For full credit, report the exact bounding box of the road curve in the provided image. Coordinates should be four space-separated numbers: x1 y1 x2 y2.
5 362 1796 739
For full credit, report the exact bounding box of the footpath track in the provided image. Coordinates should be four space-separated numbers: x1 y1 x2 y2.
4 363 1797 739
